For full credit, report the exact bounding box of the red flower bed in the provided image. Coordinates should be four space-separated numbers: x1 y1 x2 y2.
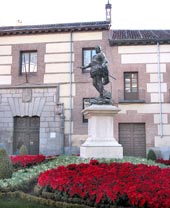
38 160 170 208
156 158 170 165
10 154 46 168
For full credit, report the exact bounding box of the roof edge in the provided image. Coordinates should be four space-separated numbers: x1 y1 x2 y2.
109 38 170 46
0 21 111 36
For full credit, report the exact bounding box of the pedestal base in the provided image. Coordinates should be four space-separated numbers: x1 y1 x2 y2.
80 145 123 159
80 105 123 159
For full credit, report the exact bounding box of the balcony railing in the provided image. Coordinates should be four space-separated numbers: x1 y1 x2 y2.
118 89 146 103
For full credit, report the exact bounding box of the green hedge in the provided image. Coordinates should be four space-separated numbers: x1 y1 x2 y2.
0 191 91 208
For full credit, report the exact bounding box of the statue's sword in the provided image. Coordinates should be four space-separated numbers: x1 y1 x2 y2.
108 74 117 80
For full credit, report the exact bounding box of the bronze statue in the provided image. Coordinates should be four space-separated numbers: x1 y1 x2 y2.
81 45 112 104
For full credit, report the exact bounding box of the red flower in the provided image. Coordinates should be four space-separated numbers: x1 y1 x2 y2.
156 158 170 165
37 161 170 208
10 155 45 167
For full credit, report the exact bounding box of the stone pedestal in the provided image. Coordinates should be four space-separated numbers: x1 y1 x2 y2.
80 104 123 159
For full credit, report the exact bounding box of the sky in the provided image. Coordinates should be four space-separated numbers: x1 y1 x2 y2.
0 0 169 29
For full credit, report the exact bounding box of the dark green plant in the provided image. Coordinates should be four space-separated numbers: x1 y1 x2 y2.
0 148 13 179
147 149 157 161
0 190 100 208
34 185 43 196
0 197 51 208
19 145 28 155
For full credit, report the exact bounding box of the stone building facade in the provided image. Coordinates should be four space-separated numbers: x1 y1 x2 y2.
0 85 64 155
73 30 170 158
108 31 170 157
0 21 110 155
0 22 170 157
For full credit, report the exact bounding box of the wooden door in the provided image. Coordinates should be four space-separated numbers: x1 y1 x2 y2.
119 123 146 158
13 116 40 155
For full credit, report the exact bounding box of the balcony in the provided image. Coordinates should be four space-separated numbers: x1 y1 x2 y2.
118 89 146 103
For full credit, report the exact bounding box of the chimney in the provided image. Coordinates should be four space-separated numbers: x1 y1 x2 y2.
105 0 112 22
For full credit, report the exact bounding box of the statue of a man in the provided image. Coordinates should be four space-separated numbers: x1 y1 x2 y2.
81 45 111 104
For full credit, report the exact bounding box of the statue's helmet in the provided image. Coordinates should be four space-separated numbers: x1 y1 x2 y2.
95 45 101 52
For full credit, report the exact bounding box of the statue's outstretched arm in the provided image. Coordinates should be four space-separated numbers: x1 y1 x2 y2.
80 63 91 69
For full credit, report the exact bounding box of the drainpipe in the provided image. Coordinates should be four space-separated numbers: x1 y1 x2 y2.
157 42 163 138
69 31 73 154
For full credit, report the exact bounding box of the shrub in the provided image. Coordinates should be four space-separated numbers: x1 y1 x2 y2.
147 149 157 161
0 148 13 179
19 145 28 155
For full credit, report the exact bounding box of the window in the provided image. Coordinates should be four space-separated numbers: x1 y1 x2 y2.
82 98 91 123
124 72 138 100
20 51 37 74
82 48 96 72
